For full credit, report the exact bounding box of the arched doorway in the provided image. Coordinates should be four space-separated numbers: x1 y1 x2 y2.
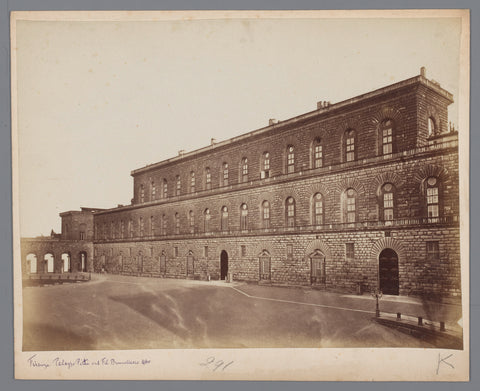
259 250 271 281
220 250 228 280
44 253 54 273
310 249 326 284
379 248 399 295
26 253 37 274
61 253 71 273
187 251 195 277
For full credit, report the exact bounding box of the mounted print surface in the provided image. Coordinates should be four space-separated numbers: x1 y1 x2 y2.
11 10 470 381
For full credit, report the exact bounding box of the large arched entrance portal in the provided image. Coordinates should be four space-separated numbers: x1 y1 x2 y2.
220 250 228 280
379 248 399 295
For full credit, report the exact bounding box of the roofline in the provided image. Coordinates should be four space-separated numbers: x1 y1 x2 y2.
130 73 453 176
59 207 106 216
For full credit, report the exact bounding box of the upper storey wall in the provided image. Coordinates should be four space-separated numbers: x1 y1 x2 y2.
130 78 453 205
60 211 95 241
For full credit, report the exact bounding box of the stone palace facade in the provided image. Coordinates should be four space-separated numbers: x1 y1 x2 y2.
21 68 461 297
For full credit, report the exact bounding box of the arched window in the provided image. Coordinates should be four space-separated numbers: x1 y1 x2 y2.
428 117 436 137
313 138 323 168
189 210 195 233
120 220 125 238
241 157 248 182
162 179 168 199
204 208 211 232
161 214 167 236
222 162 229 186
426 176 440 221
205 167 211 190
345 188 357 223
261 152 270 179
190 171 195 193
240 203 248 230
140 184 145 203
285 197 296 227
286 145 295 173
381 183 395 223
174 213 180 234
313 193 324 225
151 181 156 200
221 206 229 231
175 175 181 196
381 119 394 155
262 201 270 229
345 129 356 162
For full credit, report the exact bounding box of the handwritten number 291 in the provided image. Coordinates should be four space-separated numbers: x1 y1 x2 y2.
200 356 234 371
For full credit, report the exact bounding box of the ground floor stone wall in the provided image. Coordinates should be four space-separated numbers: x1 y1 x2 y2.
92 224 461 297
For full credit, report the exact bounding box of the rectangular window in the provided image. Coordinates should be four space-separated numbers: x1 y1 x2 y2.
287 244 293 258
241 245 247 257
384 192 394 221
287 153 295 173
204 246 208 258
345 243 355 261
426 241 440 261
347 197 356 223
205 170 211 189
79 231 85 240
151 182 156 200
261 153 270 178
383 127 393 155
190 174 195 193
163 181 168 198
150 216 155 236
314 145 323 168
176 177 181 196
140 185 145 203
139 217 144 237
346 137 355 162
174 246 178 258
223 164 229 186
121 220 125 238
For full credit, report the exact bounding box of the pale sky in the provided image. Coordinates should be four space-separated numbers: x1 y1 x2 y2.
14 14 463 237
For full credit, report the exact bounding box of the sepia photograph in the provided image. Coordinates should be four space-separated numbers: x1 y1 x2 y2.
11 10 470 381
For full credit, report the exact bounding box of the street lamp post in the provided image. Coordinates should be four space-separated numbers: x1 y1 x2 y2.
371 288 383 317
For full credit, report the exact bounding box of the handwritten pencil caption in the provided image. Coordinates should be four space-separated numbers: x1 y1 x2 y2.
28 354 151 370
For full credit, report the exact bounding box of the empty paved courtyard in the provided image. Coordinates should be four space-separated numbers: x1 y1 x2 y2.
22 274 462 351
